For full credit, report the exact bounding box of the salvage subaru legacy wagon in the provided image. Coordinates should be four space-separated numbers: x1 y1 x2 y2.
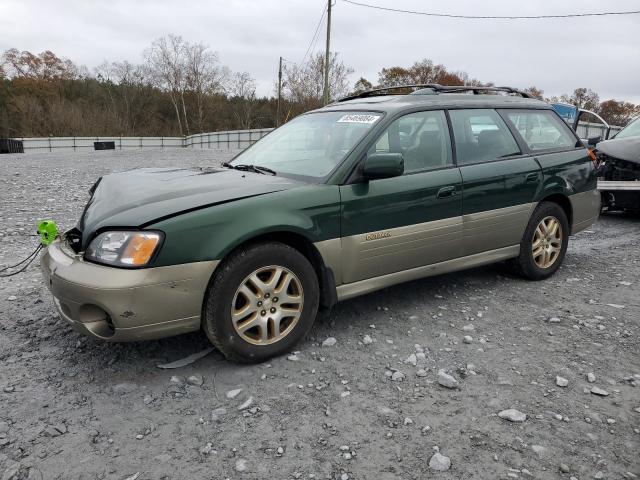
42 84 600 362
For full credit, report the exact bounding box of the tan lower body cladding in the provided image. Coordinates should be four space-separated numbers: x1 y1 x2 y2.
316 194 597 300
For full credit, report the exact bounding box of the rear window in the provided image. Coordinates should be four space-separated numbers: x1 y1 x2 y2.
505 110 576 151
449 109 520 165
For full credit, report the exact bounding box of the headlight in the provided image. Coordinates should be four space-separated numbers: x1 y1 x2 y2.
85 231 162 267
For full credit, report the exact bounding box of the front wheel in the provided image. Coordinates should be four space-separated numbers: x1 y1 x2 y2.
508 202 569 280
202 242 319 363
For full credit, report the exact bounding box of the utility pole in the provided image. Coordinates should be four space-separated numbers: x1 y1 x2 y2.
323 0 332 106
277 56 283 126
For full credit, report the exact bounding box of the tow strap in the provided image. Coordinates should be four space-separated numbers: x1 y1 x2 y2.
0 220 58 278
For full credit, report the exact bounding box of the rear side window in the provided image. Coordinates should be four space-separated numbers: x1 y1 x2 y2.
369 110 453 173
505 110 576 151
449 109 521 165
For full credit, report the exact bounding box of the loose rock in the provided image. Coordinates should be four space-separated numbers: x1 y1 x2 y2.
226 388 243 399
429 452 451 471
590 387 610 396
437 370 459 389
187 374 204 386
322 337 337 347
498 409 527 422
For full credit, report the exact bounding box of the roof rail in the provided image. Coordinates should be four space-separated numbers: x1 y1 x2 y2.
338 84 532 102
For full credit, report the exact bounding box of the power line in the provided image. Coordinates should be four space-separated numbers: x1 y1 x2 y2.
300 4 328 68
342 0 640 19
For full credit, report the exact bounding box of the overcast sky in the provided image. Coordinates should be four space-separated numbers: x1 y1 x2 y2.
1 0 639 102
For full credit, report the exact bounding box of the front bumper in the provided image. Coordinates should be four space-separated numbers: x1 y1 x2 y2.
41 239 218 341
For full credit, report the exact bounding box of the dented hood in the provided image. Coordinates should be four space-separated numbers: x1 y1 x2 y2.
78 166 302 246
597 136 640 164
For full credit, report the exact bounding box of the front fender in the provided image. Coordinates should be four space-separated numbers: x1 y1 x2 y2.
148 185 341 267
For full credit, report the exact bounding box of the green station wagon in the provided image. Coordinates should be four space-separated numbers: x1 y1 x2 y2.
41 84 600 362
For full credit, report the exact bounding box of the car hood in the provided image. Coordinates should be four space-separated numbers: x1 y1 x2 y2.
78 166 303 247
597 136 640 164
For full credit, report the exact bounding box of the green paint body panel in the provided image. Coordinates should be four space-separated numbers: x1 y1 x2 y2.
459 156 541 214
340 169 462 235
149 185 341 267
534 149 598 199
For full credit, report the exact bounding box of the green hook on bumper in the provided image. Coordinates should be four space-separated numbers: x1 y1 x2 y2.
37 220 58 246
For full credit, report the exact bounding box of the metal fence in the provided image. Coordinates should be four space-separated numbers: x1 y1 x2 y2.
11 128 274 153
576 121 622 140
7 122 624 154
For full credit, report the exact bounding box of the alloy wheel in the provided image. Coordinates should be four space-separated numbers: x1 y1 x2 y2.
231 265 304 345
531 215 563 269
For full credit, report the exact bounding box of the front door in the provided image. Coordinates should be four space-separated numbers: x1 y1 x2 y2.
448 108 542 257
339 110 463 284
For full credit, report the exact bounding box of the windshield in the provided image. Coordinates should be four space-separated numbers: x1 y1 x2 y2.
616 117 640 139
231 111 382 179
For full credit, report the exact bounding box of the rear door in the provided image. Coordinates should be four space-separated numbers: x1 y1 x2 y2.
449 108 541 257
339 110 463 284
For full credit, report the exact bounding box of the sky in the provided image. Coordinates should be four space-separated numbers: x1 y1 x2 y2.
1 0 639 103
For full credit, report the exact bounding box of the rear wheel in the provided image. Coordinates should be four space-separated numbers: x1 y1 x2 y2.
203 242 319 363
509 202 569 280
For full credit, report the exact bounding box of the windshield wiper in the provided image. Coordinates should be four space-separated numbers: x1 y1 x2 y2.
221 162 276 176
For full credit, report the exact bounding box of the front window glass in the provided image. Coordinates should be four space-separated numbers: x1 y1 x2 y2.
231 111 382 179
616 117 640 139
449 109 520 165
369 110 452 173
506 110 576 151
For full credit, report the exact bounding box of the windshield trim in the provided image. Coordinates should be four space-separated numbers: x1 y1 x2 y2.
228 109 387 184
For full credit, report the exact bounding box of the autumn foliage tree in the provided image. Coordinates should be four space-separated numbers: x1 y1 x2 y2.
1 45 638 138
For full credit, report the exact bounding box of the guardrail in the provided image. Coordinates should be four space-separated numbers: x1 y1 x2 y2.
8 128 274 153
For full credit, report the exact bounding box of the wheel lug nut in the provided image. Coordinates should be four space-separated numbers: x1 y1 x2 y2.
257 301 262 307
261 310 266 316
273 297 278 303
265 293 270 299
270 307 276 313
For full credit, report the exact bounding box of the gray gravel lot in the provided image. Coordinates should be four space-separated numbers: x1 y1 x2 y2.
1 150 639 480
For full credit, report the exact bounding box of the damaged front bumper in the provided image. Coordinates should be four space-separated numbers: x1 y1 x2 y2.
40 239 218 341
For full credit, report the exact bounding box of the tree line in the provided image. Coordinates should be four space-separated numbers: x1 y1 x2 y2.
1 38 638 138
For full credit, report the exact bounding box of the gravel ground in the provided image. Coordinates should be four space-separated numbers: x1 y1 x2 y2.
0 150 639 480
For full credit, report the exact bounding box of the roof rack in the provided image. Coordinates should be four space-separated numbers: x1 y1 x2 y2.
338 84 532 102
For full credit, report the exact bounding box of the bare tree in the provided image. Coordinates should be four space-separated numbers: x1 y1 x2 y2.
95 61 154 135
561 88 600 112
283 52 353 113
352 77 373 94
145 35 188 135
184 43 227 133
524 86 544 100
230 71 257 129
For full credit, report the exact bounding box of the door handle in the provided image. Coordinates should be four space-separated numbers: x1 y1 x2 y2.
436 186 457 199
525 172 539 183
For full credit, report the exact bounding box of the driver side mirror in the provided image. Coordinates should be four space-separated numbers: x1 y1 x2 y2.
363 153 404 180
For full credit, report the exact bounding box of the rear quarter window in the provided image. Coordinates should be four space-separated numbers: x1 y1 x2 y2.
505 110 577 151
449 109 521 165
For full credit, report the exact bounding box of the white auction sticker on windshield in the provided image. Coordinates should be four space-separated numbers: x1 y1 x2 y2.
337 114 380 124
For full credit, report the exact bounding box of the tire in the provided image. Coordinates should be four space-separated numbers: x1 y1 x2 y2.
508 202 570 280
202 242 319 363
